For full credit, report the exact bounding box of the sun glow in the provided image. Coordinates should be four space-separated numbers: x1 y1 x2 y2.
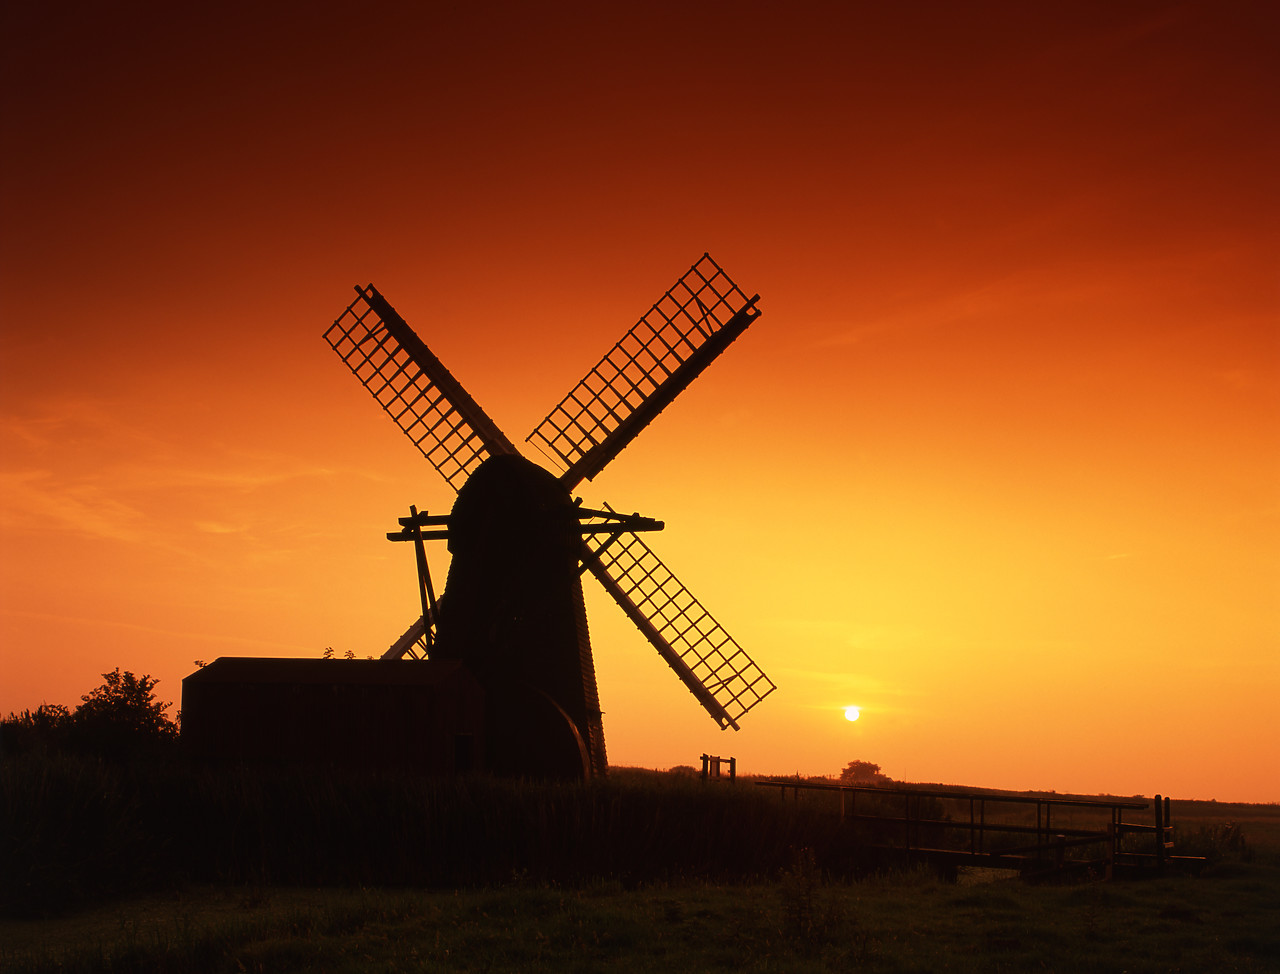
844 706 861 722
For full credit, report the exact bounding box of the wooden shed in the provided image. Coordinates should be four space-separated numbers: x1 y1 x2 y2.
181 657 484 774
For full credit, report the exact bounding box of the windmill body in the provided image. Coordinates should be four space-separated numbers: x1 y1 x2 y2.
316 254 776 778
432 454 605 778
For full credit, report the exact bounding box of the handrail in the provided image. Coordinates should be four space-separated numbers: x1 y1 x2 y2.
754 778 1178 876
755 778 1148 809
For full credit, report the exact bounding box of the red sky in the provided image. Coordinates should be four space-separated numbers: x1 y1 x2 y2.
2 1 1276 802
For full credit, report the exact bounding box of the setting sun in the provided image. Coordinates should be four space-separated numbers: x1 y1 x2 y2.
844 707 861 722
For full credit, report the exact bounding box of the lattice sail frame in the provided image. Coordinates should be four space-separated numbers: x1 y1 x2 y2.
324 286 510 492
583 507 776 728
528 254 757 481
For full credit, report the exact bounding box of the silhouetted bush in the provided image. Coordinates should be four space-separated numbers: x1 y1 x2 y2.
0 704 72 756
2 670 177 763
67 669 178 761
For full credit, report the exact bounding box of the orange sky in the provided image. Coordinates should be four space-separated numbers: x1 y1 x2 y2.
2 1 1277 802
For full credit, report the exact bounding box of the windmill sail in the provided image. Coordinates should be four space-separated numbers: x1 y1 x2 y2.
323 266 776 749
580 513 775 730
325 285 518 491
527 254 760 489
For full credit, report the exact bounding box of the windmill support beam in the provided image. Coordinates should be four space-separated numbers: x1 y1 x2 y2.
387 511 664 543
579 542 739 730
389 529 451 541
397 511 451 528
407 505 438 646
559 298 760 488
390 523 665 542
578 522 662 535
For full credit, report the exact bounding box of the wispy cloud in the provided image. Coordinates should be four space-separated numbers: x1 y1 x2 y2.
0 397 344 550
773 666 900 690
771 666 913 714
810 269 1057 350
1213 368 1260 392
812 227 1254 353
193 521 249 535
0 469 150 544
0 606 314 653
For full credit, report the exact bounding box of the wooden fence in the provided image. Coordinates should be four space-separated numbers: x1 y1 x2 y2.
757 779 1186 878
700 753 736 781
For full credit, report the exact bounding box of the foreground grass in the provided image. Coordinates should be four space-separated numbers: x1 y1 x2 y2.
6 758 1275 971
4 861 1278 974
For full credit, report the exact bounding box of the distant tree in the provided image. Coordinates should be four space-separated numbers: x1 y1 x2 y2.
69 669 178 759
839 760 888 785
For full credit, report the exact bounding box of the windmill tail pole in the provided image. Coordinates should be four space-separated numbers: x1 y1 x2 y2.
408 505 439 643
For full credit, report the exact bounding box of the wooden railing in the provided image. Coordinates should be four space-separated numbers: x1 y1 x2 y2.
756 779 1186 877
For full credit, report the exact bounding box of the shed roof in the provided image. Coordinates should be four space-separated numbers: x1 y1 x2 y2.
183 657 476 688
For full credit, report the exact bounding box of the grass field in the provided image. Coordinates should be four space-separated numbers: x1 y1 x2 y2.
3 859 1277 972
3 770 1277 973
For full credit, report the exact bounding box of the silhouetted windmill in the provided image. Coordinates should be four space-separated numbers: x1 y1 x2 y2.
323 254 775 778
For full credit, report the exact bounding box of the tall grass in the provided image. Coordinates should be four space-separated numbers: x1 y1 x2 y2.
1174 821 1254 863
4 757 917 916
2 753 165 913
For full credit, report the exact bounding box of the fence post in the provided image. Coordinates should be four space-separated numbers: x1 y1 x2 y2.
1036 800 1044 857
1155 794 1166 873
1106 821 1116 881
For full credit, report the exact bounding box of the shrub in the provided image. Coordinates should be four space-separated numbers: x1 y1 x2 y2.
3 670 179 762
0 704 72 756
70 669 178 759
